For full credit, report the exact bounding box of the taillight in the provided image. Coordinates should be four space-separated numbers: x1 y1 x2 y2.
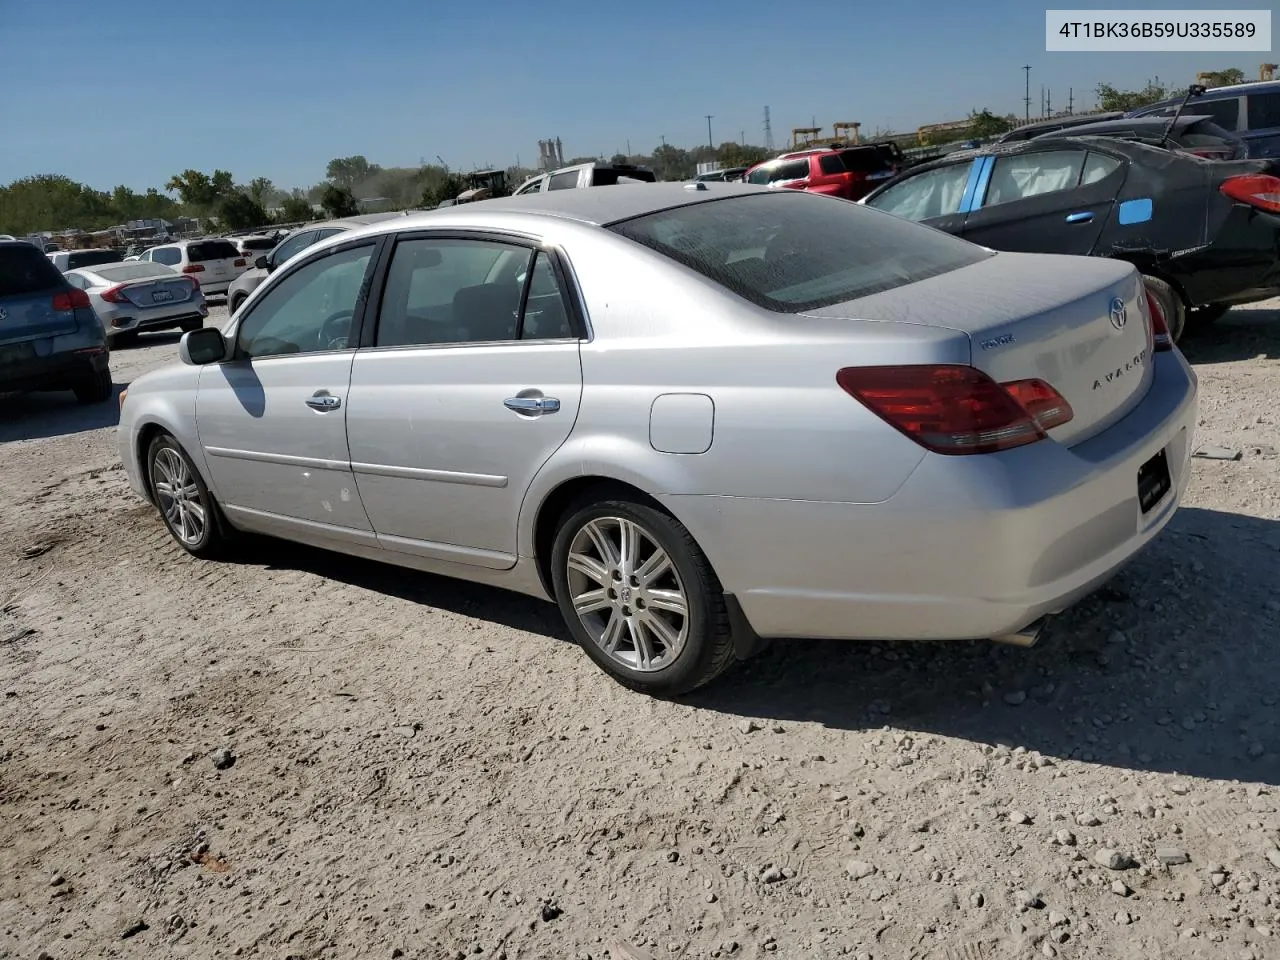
1144 289 1173 352
51 288 91 311
1220 173 1280 213
182 263 205 273
234 258 246 268
835 364 1073 455
100 284 130 304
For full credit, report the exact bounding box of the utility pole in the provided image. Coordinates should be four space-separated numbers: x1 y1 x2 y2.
1047 88 1052 117
1068 87 1074 115
705 115 714 150
763 105 774 152
1022 65 1032 121
741 130 745 145
626 139 631 156
1040 85 1045 118
660 134 666 148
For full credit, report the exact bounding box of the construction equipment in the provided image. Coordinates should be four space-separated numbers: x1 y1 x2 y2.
1262 63 1277 82
455 169 510 204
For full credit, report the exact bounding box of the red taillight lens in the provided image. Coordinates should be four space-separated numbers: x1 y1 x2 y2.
182 263 205 273
836 365 1073 455
234 258 246 268
100 284 130 304
51 288 91 311
1144 289 1173 352
1220 173 1280 213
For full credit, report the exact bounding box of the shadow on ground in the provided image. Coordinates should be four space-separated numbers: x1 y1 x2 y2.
1181 305 1280 364
0 382 127 443
232 505 1280 786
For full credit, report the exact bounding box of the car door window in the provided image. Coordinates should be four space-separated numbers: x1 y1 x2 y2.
235 244 374 359
983 150 1087 207
1247 92 1280 131
518 252 574 340
1080 151 1123 185
152 247 182 266
375 238 542 347
270 230 318 267
547 171 579 191
866 163 971 221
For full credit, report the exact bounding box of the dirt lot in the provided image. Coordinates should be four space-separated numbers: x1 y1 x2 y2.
2 302 1279 960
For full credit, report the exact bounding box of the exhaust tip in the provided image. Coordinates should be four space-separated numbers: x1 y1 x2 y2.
991 616 1050 648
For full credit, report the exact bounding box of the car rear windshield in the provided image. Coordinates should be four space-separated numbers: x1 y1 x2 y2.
608 192 991 313
1 244 66 297
66 249 123 269
593 168 658 186
239 237 277 251
188 240 242 262
94 262 178 282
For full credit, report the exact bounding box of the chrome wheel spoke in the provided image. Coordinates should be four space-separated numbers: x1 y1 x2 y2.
566 551 609 587
618 519 642 573
152 447 204 546
572 587 611 617
635 548 672 583
641 612 680 656
646 589 688 618
600 613 625 654
583 521 619 568
629 618 655 670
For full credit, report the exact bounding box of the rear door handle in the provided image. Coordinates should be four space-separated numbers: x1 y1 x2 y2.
504 396 561 415
1065 211 1094 223
305 392 342 411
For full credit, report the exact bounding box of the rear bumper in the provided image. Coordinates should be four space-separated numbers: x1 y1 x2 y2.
667 349 1199 642
99 302 207 335
1173 208 1280 307
0 344 109 393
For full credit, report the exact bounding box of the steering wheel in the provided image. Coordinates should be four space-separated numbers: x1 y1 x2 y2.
318 310 355 350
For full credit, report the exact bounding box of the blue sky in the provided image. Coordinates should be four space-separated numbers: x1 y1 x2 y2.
0 0 1248 192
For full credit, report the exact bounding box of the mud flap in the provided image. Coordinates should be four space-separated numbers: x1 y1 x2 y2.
725 594 771 661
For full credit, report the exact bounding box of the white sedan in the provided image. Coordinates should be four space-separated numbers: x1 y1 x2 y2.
116 183 1197 695
64 261 208 346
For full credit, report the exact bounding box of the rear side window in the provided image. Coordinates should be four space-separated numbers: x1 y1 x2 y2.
984 150 1087 206
1247 92 1280 131
1189 96 1242 130
240 237 277 252
608 192 990 313
592 168 657 185
66 249 123 269
547 171 579 191
0 244 67 296
188 240 241 261
818 154 845 175
1080 151 1123 185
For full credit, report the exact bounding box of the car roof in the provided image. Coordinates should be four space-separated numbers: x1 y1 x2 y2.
1034 114 1226 137
50 248 117 255
1000 112 1126 138
405 181 759 227
1132 79 1280 114
896 135 1189 176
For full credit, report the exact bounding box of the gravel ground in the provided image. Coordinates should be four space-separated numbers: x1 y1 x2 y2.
1 301 1279 960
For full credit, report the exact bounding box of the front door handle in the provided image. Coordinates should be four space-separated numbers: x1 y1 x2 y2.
306 392 342 411
504 396 561 415
1065 211 1094 223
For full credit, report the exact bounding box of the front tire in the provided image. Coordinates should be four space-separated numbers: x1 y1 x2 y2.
1142 275 1186 344
72 367 113 404
550 497 735 696
146 434 229 559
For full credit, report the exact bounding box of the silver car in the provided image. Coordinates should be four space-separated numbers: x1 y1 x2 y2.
64 261 207 346
116 184 1198 695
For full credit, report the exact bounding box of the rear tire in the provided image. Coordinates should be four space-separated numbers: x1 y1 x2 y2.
146 434 231 560
550 496 736 696
1142 275 1186 344
72 367 113 404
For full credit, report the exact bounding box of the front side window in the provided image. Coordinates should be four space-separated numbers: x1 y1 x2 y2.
236 244 373 358
271 230 318 267
609 192 990 313
983 149 1088 206
374 238 545 347
865 163 971 220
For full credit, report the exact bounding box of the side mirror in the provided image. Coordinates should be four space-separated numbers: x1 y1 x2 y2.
180 327 227 366
255 255 269 270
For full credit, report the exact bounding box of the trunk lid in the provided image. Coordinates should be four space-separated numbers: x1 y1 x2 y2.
117 276 198 309
1 244 79 346
801 252 1154 447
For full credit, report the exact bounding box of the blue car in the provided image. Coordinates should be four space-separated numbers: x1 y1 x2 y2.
0 239 112 403
1127 80 1280 160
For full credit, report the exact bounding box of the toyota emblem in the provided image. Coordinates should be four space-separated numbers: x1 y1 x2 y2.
1109 297 1127 331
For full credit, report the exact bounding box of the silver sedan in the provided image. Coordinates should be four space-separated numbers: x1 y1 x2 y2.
64 261 207 346
116 183 1198 695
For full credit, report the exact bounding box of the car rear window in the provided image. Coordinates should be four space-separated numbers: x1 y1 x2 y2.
239 237 277 251
94 262 178 282
0 244 67 297
66 249 123 269
608 192 991 313
188 240 242 262
593 168 658 186
831 148 893 174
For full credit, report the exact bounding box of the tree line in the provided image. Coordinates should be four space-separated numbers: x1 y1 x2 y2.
0 68 1251 237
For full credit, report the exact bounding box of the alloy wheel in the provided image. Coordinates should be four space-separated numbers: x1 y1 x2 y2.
565 516 689 672
152 447 206 547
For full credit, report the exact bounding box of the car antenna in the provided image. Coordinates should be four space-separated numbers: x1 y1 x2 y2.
1159 83 1206 150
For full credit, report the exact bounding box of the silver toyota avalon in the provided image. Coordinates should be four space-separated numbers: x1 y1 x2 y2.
116 182 1198 696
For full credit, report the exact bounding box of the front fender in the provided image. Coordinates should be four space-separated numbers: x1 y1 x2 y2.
118 371 204 500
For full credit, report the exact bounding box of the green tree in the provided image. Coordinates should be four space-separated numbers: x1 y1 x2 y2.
967 109 1014 139
1198 67 1245 88
320 183 359 218
715 141 768 168
326 155 380 189
164 169 236 215
422 172 467 206
1096 79 1169 112
218 192 270 230
276 195 316 223
246 177 274 207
